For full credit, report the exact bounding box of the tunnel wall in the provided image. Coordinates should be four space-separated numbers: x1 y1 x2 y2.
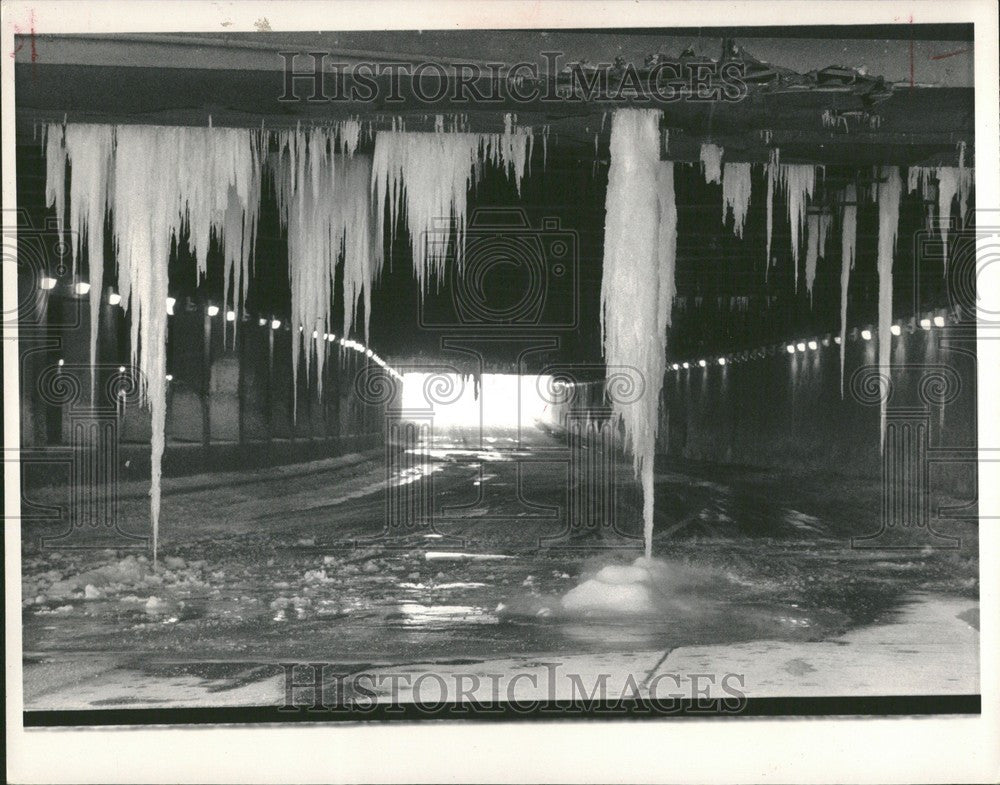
18 293 388 486
655 323 978 493
554 321 978 495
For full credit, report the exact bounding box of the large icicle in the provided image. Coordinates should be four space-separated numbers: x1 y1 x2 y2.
876 167 902 450
804 213 820 297
44 123 67 253
46 122 263 562
113 126 181 564
935 165 974 270
839 184 857 396
781 164 815 290
276 126 383 412
371 125 532 296
721 162 752 238
602 109 674 559
64 124 115 395
700 142 723 185
765 148 780 276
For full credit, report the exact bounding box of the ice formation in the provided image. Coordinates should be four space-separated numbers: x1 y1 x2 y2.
876 167 902 449
781 164 816 290
721 162 752 238
934 166 973 267
765 149 780 275
112 127 179 563
274 126 381 409
43 123 67 246
700 142 724 185
561 559 657 615
839 184 857 396
45 122 263 561
370 120 533 295
803 210 832 299
602 109 676 558
64 124 115 392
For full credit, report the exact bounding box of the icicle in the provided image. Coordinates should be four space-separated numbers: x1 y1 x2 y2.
113 126 182 564
876 167 902 450
700 142 723 185
781 164 815 290
64 124 115 397
804 213 820 297
936 166 959 266
542 125 550 170
765 148 780 276
602 109 673 559
339 156 382 342
371 127 532 296
45 122 263 562
721 162 752 238
839 185 857 397
278 125 384 411
44 123 67 255
338 118 361 156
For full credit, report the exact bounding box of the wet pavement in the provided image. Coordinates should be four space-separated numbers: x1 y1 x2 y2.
20 427 979 708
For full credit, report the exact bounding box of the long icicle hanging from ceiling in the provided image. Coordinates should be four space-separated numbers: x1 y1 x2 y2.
721 161 752 239
113 126 180 565
46 122 263 563
839 184 858 397
765 148 780 278
64 124 115 397
781 163 816 291
276 124 381 414
602 108 675 560
370 119 533 297
876 166 902 451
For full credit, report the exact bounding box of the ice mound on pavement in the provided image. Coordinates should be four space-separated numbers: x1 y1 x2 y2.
561 557 667 615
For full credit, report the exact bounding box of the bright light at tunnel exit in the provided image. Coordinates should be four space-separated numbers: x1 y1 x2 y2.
400 372 559 429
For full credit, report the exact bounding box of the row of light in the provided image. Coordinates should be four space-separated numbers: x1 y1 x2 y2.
50 286 404 383
670 312 953 372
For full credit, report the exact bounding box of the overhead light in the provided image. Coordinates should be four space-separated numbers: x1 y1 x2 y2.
807 340 818 351
786 344 796 354
166 374 174 382
671 363 679 370
821 337 830 347
118 365 126 373
861 329 872 341
312 330 319 339
933 316 945 328
226 310 236 322
698 359 707 368
796 342 806 352
834 336 842 345
207 305 220 317
366 349 373 357
890 324 901 336
57 358 65 367
40 276 57 290
327 334 335 342
682 362 690 369
271 319 282 330
74 281 91 296
166 297 176 316
717 357 726 366
258 317 267 327
108 291 122 306
919 318 931 330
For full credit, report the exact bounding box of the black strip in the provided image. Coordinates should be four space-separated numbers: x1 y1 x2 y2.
24 695 981 727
